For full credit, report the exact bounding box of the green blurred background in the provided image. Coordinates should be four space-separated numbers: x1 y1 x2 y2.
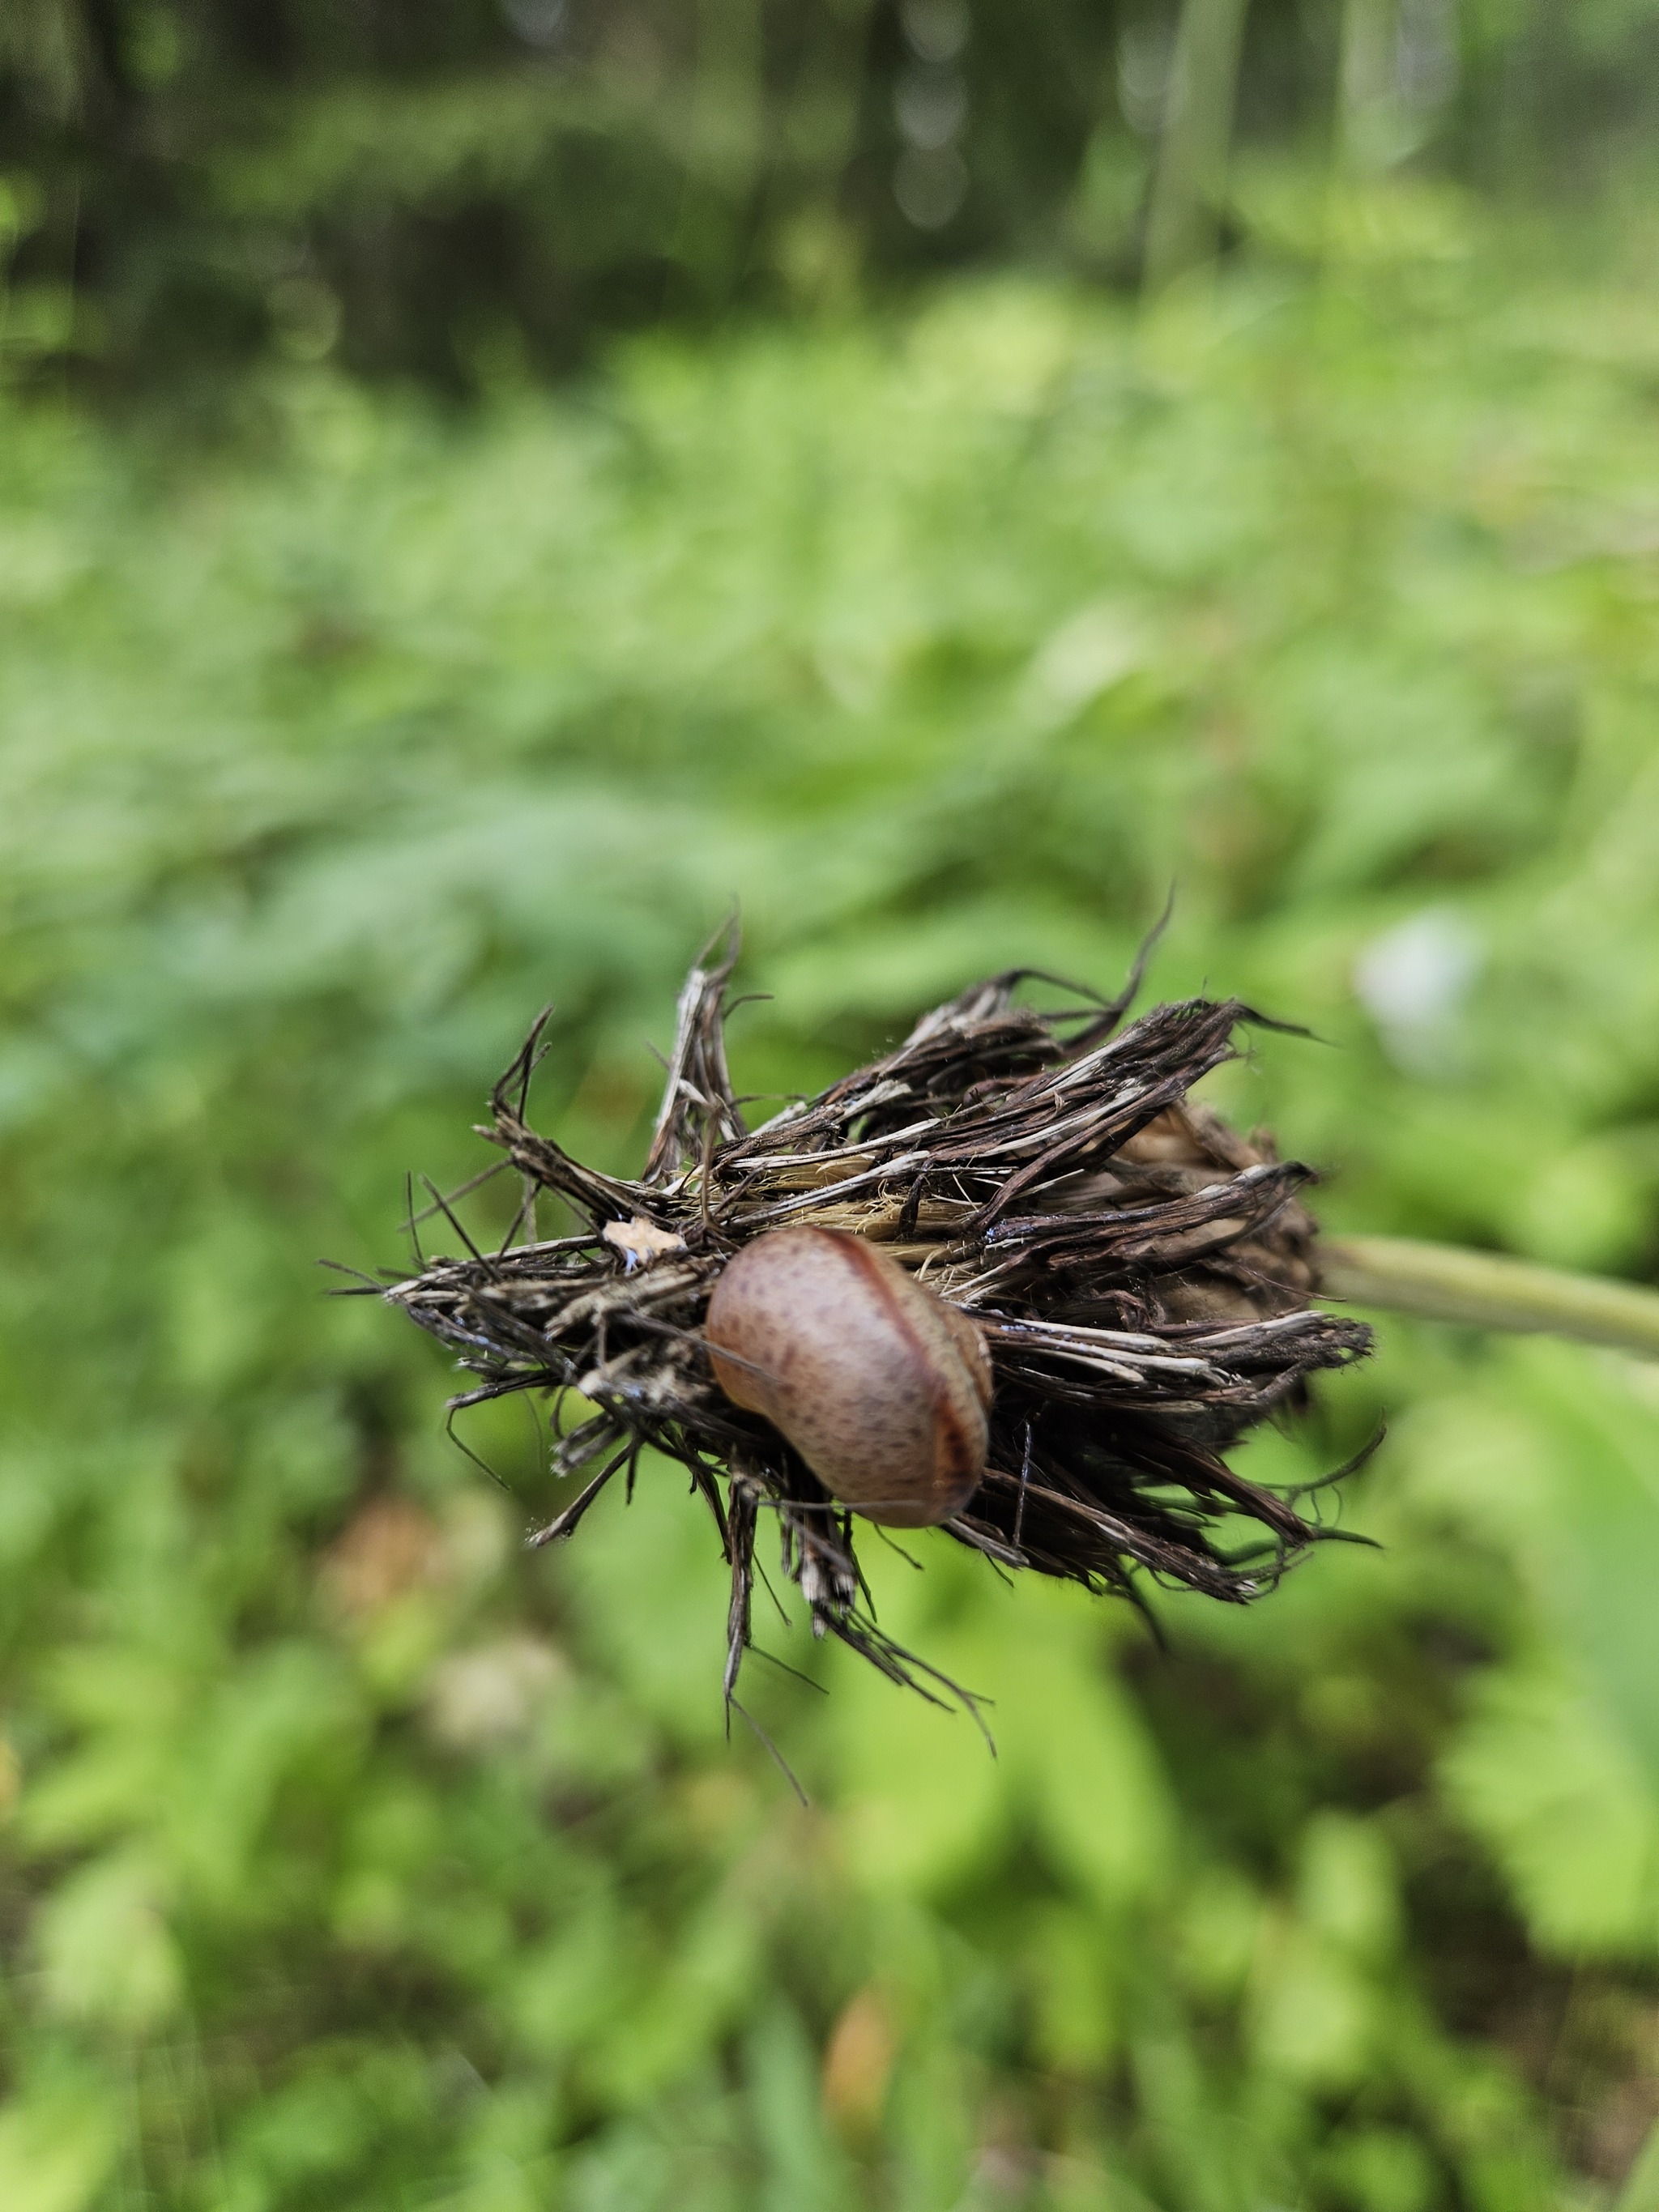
8 3 1659 2207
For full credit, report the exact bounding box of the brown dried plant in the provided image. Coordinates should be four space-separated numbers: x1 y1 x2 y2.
373 927 1371 1727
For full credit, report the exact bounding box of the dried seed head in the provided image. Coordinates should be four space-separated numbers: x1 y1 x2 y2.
378 926 1372 1715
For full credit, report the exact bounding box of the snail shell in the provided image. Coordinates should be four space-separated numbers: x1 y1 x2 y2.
704 1225 992 1528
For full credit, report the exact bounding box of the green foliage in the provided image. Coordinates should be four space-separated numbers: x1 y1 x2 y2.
6 213 1659 2205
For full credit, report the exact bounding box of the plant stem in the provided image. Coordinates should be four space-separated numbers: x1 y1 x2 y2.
696 0 764 182
1337 0 1401 177
1142 0 1251 291
1320 1235 1659 1362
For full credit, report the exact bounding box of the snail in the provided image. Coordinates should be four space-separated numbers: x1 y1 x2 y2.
705 1225 992 1528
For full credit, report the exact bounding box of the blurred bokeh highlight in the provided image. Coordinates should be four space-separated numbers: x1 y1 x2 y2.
6 3 1659 2208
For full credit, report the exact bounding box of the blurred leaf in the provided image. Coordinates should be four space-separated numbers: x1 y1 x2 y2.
1443 1663 1659 1958
0 2092 117 2212
35 1854 182 2029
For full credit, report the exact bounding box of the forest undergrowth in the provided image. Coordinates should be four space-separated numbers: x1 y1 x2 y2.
5 204 1659 2209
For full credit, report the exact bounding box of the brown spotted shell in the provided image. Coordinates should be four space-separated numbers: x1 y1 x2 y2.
704 1225 992 1528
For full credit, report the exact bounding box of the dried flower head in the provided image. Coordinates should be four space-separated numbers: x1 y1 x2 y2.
376 928 1371 1722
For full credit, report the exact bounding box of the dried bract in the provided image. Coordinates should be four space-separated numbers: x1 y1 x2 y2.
379 931 1371 1714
